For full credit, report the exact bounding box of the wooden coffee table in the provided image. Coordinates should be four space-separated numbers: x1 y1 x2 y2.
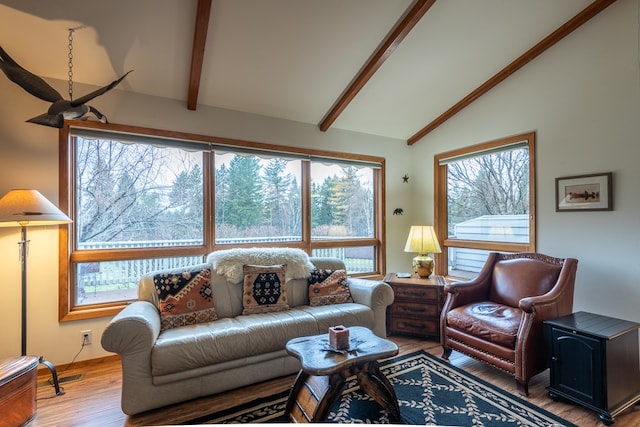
284 326 400 422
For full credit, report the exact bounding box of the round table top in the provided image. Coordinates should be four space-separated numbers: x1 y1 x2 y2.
285 326 398 375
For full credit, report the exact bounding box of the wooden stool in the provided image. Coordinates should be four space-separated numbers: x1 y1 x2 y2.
0 356 39 427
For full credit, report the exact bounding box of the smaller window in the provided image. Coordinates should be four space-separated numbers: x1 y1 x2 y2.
435 133 536 279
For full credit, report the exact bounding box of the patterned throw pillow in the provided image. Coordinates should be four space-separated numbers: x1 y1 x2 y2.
154 266 218 331
242 264 289 315
308 268 353 307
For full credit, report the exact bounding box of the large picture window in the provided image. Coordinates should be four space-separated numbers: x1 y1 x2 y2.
59 122 384 320
434 132 536 279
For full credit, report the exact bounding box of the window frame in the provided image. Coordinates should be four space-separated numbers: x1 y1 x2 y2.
58 121 385 321
433 132 536 279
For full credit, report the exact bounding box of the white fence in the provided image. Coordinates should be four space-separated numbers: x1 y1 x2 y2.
76 239 374 303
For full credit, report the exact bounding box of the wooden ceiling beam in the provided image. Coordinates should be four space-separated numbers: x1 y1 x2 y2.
187 0 213 111
318 0 436 132
407 0 617 145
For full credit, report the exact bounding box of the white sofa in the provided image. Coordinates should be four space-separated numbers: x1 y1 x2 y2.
101 252 394 415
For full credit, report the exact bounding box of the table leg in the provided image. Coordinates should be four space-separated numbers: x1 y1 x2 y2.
285 370 347 422
314 372 347 421
356 361 400 420
285 370 308 419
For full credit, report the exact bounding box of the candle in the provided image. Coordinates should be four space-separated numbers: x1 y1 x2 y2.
329 325 350 350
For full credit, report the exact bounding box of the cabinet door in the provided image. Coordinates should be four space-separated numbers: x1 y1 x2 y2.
551 329 603 408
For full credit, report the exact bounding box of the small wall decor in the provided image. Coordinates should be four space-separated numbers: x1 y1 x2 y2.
555 172 612 212
393 208 404 215
402 174 409 183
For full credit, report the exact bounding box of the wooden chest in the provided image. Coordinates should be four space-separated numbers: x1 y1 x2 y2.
0 356 39 427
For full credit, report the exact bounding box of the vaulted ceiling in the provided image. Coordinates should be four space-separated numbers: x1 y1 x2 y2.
0 0 615 144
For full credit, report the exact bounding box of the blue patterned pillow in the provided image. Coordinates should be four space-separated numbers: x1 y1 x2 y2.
242 264 289 315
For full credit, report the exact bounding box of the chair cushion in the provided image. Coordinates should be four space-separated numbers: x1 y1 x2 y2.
446 302 522 348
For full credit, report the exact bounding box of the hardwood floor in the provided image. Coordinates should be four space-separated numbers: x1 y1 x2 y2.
31 336 640 427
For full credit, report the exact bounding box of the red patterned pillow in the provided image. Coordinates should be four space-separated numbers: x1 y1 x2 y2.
154 265 218 331
308 269 353 306
242 264 289 315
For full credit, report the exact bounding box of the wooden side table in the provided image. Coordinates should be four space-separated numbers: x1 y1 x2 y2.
284 326 400 422
384 273 446 340
545 311 640 426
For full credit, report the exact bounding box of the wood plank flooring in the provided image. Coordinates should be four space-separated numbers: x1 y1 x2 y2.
31 336 640 426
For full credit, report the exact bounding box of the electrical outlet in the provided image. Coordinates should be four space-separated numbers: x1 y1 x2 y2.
81 330 92 345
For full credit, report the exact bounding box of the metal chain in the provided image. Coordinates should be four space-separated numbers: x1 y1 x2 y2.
68 28 74 101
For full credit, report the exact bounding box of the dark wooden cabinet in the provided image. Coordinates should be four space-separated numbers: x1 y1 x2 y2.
545 311 640 426
384 273 445 340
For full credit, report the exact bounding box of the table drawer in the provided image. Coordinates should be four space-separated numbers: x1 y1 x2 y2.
389 317 439 337
393 285 439 301
390 301 439 318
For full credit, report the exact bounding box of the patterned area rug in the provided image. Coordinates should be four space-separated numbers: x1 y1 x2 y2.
184 350 576 425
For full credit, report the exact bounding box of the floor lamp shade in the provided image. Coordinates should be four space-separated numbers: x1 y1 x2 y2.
0 189 70 396
404 225 441 278
0 189 71 227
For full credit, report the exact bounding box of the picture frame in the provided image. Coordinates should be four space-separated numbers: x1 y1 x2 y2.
555 172 612 212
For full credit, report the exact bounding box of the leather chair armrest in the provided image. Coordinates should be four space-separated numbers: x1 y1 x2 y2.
519 257 577 317
444 279 490 307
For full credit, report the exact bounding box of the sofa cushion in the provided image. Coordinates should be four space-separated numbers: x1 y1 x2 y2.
446 302 522 348
242 264 289 315
153 265 218 331
150 303 375 377
308 268 353 306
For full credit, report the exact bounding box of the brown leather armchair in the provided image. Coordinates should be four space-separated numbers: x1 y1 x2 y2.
440 252 578 396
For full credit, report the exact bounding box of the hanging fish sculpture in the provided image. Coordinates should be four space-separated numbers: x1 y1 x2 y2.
0 45 132 128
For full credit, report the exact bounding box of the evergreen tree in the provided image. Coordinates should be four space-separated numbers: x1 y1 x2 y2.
311 176 337 235
327 167 361 236
262 158 291 232
225 155 264 230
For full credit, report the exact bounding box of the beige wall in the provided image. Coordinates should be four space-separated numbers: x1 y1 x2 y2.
408 0 640 323
1 0 638 365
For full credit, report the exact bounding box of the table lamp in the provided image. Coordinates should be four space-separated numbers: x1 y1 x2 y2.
404 225 441 278
0 189 72 396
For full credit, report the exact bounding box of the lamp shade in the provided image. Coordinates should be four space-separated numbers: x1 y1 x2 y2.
404 225 441 255
0 189 71 227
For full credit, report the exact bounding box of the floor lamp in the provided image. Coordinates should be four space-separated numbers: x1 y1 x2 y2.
0 189 72 396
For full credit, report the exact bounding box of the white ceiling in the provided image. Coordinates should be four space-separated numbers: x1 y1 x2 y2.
0 0 600 142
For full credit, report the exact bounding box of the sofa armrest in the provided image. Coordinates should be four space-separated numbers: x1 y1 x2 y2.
348 278 394 337
101 301 161 356
348 278 394 308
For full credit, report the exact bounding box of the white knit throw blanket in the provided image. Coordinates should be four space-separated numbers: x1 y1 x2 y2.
206 247 315 284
